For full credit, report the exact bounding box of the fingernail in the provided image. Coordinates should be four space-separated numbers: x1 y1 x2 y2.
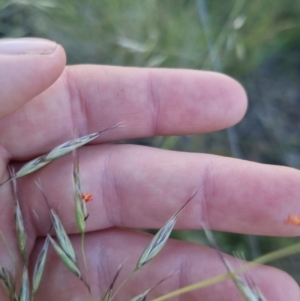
0 38 57 55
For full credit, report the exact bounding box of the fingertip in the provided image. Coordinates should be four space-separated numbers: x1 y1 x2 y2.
227 75 248 125
259 267 300 300
152 69 248 134
211 72 248 128
38 43 67 91
0 38 66 119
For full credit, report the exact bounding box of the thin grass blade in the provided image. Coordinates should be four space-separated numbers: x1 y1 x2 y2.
127 289 149 301
100 264 123 301
127 273 173 301
136 191 198 270
32 237 50 295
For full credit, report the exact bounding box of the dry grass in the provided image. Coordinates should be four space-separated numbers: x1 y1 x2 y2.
0 128 299 301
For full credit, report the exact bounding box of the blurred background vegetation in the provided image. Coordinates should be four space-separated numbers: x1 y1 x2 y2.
1 0 300 282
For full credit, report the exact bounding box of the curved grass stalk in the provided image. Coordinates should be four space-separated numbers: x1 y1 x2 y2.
151 242 300 301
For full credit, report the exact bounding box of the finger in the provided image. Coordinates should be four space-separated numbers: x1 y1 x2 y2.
29 228 300 301
18 144 300 237
0 38 66 119
0 38 66 277
0 66 247 159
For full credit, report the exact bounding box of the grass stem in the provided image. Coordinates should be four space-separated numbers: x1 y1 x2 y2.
151 242 300 301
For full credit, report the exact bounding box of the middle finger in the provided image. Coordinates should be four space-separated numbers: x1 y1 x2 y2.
17 144 300 237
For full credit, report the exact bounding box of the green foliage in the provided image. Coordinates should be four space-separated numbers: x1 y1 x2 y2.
1 0 299 70
1 0 300 285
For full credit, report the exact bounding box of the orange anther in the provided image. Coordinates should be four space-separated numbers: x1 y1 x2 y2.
82 193 93 203
286 214 300 226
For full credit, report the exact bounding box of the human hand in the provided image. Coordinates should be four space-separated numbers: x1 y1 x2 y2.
0 38 299 301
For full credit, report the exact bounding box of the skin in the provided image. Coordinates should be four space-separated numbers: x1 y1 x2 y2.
0 38 299 301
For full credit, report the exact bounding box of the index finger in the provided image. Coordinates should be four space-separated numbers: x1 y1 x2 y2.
0 66 247 159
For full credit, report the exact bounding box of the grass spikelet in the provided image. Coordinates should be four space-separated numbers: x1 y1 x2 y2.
0 265 16 300
151 242 300 301
135 190 198 270
113 191 198 299
37 182 91 292
72 150 92 274
0 123 123 186
48 235 80 276
10 157 49 183
45 132 100 161
19 267 29 301
100 264 123 301
202 223 266 301
32 237 50 296
10 169 27 263
50 209 77 263
37 181 77 263
15 199 27 263
48 235 89 291
72 152 87 234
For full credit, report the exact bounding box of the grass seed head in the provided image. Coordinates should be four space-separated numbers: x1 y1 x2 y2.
45 122 123 162
32 237 50 295
15 200 27 263
45 132 100 161
75 200 86 234
0 124 123 186
51 209 77 263
0 265 16 300
136 191 198 270
15 156 49 179
73 158 87 233
48 235 81 278
234 278 267 301
136 216 177 270
10 170 27 263
202 224 266 301
48 235 90 292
